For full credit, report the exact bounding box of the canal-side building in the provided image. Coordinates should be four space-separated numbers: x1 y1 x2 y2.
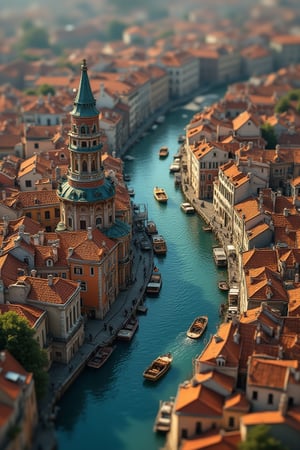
0 350 38 450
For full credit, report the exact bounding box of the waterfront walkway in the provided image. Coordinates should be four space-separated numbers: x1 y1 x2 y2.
33 228 154 450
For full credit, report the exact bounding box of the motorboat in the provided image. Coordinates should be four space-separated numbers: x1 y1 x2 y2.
151 235 167 255
117 317 139 341
158 146 169 158
145 220 158 235
180 202 195 214
218 280 229 291
212 247 227 267
153 186 168 203
143 353 173 382
186 316 208 339
146 269 162 296
153 399 174 433
86 345 114 369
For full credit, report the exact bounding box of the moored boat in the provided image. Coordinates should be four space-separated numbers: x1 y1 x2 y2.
117 316 139 341
180 202 195 214
143 352 173 382
186 316 208 339
153 186 168 203
169 161 180 173
146 269 162 296
146 220 158 235
213 247 227 267
202 225 212 232
218 280 229 291
152 235 167 255
86 345 115 369
159 146 169 158
153 399 174 433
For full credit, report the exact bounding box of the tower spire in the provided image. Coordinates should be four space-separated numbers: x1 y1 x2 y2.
71 59 99 117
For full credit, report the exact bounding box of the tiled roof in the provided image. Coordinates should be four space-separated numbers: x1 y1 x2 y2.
175 382 224 416
247 357 296 389
180 430 241 450
0 303 44 328
223 392 250 412
241 408 300 432
20 275 79 305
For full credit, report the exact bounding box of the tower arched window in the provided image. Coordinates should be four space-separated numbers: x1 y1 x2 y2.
96 217 102 228
82 160 88 172
92 124 96 133
81 125 86 134
91 160 96 171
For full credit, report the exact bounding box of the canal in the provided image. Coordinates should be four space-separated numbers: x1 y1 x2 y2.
55 96 228 450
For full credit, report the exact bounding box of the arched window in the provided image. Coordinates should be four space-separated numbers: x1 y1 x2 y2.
82 160 87 172
91 160 96 171
46 259 53 267
96 217 102 228
81 125 86 134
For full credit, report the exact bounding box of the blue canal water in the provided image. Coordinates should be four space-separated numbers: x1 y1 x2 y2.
55 97 228 450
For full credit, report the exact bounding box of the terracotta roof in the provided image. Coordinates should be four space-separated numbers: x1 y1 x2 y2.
19 275 79 305
175 382 224 417
181 430 241 450
0 303 44 328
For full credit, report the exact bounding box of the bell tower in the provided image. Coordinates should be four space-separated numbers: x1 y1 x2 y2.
57 60 115 231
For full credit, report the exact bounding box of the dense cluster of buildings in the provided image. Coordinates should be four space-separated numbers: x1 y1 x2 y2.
1 1 300 448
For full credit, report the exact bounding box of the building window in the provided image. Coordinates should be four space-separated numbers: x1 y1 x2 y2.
288 397 294 407
61 272 67 279
252 391 258 400
68 217 72 228
80 281 87 291
96 217 102 227
46 259 53 267
80 220 86 230
25 180 32 188
34 143 39 149
45 226 51 232
82 160 87 172
268 393 273 404
74 267 83 275
45 211 50 219
181 429 188 439
229 417 235 427
82 141 87 148
25 212 32 218
195 422 202 434
55 208 60 218
90 267 94 276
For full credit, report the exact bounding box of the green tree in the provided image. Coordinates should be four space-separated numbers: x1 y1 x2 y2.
238 424 288 450
275 97 290 114
261 122 277 149
38 84 55 96
0 311 48 399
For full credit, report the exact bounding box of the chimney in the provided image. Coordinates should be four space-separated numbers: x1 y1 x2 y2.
31 269 37 277
278 345 283 359
48 274 53 286
233 328 240 344
38 230 45 245
279 393 288 416
52 244 58 262
68 247 73 257
87 227 92 240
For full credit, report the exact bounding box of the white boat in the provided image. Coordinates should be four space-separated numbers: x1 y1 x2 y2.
180 202 195 214
127 186 135 197
213 247 227 267
153 399 174 433
123 155 135 161
169 162 180 173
